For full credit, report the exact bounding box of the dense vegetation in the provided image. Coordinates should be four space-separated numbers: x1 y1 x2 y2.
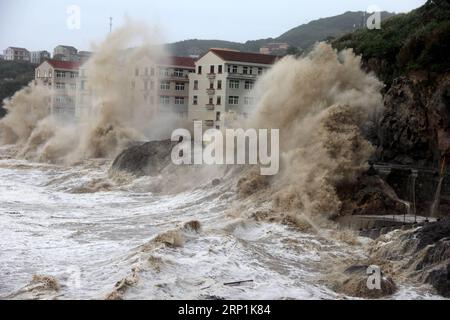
0 60 35 117
168 11 395 56
333 0 450 87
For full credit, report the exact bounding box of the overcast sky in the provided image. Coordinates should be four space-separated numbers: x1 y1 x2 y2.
0 0 426 52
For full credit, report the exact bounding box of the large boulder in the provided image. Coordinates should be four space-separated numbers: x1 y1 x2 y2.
110 140 175 176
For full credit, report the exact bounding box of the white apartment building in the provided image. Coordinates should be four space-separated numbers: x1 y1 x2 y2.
131 56 196 118
35 59 81 117
188 49 278 130
3 47 30 62
75 56 196 119
30 50 51 64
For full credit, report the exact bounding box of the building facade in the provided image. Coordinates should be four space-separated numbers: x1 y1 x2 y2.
30 50 51 64
3 47 30 61
130 56 196 119
53 45 79 62
35 59 81 117
188 49 277 130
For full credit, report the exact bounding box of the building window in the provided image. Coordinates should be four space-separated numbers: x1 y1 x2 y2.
135 68 139 76
159 68 170 77
48 70 52 78
193 96 198 105
229 80 239 89
70 83 76 90
56 71 65 78
210 82 214 89
151 67 155 76
232 65 238 73
245 81 254 90
56 82 65 89
243 66 248 75
175 83 185 91
258 67 263 75
174 69 184 77
175 97 185 105
244 97 254 105
228 96 239 105
198 66 202 74
249 67 253 75
216 112 221 121
36 69 40 78
217 96 222 105
144 80 149 90
160 96 170 105
210 65 215 74
160 81 170 90
194 80 198 90
218 65 223 74
209 97 214 105
217 80 222 90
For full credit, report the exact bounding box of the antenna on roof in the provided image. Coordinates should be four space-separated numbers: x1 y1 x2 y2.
109 17 113 33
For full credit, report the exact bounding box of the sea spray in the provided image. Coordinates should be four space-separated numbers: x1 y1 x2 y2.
242 43 384 220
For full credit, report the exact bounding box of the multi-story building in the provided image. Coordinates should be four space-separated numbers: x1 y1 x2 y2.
30 50 51 64
53 45 79 62
75 56 196 120
3 47 30 62
188 49 278 130
35 59 80 117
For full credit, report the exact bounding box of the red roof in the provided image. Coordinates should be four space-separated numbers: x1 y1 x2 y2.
209 49 278 65
45 59 81 70
168 56 196 69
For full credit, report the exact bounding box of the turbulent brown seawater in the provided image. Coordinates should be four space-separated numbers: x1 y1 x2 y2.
0 31 443 299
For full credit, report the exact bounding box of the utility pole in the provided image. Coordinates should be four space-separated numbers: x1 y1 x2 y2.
109 17 113 33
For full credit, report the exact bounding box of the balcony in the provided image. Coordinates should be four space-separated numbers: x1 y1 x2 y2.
206 104 215 111
207 88 215 96
207 73 216 80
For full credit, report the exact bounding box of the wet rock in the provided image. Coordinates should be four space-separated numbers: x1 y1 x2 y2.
425 262 450 298
110 140 175 176
370 218 450 298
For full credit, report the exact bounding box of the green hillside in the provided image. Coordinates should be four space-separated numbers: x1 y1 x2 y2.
0 60 35 117
333 0 450 87
168 11 395 56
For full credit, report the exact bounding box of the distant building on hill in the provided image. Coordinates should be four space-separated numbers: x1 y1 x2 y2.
259 43 289 55
53 45 79 62
30 51 51 64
